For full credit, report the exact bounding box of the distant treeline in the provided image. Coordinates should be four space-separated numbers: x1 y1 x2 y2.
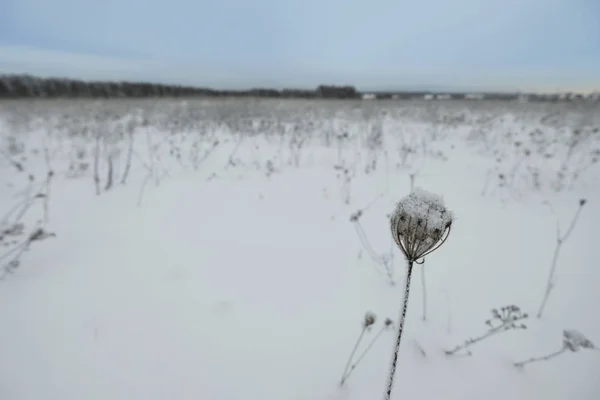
0 74 597 102
0 74 360 99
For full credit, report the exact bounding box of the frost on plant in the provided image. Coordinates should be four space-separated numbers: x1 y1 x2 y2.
563 329 597 352
384 188 453 400
390 187 453 262
514 329 598 368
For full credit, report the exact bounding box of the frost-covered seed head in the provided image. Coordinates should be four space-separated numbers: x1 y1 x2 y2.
390 188 453 262
563 329 596 351
363 311 377 328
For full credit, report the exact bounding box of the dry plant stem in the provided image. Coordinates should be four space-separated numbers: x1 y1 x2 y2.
193 141 219 169
0 246 29 279
3 190 33 227
225 134 244 169
93 135 101 195
42 173 52 224
339 326 367 386
514 347 566 368
0 241 28 264
105 154 114 191
1 179 49 229
353 221 394 285
137 133 159 207
42 144 54 224
445 322 508 356
145 131 158 186
421 264 427 321
384 260 414 400
537 202 585 318
341 325 388 385
121 131 134 185
0 150 24 172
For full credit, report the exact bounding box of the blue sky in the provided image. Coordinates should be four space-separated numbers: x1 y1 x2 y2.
0 0 599 91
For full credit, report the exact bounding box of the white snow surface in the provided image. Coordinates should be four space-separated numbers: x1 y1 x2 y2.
0 99 598 400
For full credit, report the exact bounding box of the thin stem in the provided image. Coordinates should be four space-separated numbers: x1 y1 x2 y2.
561 204 584 241
421 264 427 321
353 220 394 285
445 323 507 356
537 202 584 318
537 243 560 318
514 347 567 368
384 260 414 400
120 131 134 185
341 325 387 385
339 326 367 386
42 173 52 224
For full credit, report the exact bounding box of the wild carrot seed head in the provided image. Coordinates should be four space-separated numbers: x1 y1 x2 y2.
390 187 453 262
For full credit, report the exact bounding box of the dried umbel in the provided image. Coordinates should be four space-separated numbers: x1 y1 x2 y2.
384 188 453 400
390 188 453 262
363 311 377 328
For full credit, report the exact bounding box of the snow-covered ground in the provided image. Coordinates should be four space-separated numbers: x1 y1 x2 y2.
0 98 598 400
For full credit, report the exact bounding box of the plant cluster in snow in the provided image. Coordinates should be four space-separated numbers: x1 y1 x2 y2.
0 99 597 400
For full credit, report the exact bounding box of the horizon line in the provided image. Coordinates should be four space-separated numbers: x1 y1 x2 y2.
2 72 599 96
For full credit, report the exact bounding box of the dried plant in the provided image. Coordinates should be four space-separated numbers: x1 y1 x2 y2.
537 199 587 318
445 305 528 356
339 311 378 386
0 164 56 279
93 133 102 196
349 194 394 285
120 122 136 185
384 188 453 400
340 318 394 386
0 227 56 279
514 329 599 368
